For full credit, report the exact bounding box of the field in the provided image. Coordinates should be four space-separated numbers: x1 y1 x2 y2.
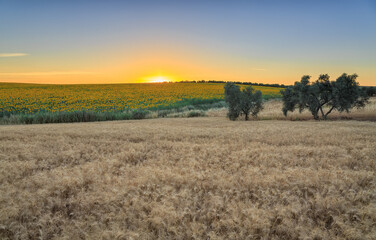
1 107 375 239
0 82 282 115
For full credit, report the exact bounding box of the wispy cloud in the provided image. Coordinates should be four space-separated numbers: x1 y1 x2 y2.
0 53 29 57
0 71 97 76
251 68 267 71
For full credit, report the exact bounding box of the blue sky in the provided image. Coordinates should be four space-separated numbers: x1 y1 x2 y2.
0 0 375 85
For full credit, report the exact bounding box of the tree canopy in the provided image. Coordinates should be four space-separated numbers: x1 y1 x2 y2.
224 83 263 121
281 73 369 120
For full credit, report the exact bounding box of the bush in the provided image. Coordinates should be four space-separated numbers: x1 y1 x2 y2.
157 110 170 118
187 111 205 118
131 109 150 120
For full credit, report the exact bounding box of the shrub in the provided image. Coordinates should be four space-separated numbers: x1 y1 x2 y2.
131 109 150 120
157 110 170 118
187 111 205 118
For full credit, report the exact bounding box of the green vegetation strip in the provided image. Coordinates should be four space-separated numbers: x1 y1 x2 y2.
0 94 279 124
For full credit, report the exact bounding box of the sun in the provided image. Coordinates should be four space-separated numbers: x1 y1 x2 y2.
143 76 171 83
150 76 169 83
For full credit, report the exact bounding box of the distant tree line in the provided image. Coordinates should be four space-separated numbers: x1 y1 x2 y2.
177 80 376 93
177 80 287 88
362 86 376 97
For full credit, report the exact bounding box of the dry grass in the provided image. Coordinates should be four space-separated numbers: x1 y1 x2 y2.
1 110 375 239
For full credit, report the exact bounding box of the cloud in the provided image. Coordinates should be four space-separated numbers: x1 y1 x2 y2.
0 53 29 57
0 71 97 76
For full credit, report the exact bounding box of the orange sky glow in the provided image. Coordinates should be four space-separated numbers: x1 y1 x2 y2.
1 1 375 86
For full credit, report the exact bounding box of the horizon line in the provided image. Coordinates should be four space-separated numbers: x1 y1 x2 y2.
0 80 287 86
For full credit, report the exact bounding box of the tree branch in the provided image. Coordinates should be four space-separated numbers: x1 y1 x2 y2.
324 106 335 119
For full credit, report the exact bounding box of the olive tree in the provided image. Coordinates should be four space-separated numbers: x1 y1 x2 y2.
224 82 241 120
224 82 263 121
281 73 369 120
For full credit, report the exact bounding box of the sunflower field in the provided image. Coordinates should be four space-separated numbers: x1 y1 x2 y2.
0 82 282 116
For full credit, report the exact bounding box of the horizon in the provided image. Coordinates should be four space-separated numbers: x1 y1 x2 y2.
1 78 375 87
1 0 375 86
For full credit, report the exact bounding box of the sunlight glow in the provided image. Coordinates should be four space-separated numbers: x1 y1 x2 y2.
143 76 171 83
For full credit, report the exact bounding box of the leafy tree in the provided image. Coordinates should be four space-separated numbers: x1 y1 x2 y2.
239 86 263 120
281 73 369 120
224 82 241 120
224 83 263 120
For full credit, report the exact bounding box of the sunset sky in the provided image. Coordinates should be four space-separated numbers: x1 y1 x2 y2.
1 0 375 85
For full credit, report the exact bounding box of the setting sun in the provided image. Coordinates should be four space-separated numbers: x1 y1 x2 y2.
142 76 172 83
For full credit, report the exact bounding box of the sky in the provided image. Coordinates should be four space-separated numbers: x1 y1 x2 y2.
0 0 375 85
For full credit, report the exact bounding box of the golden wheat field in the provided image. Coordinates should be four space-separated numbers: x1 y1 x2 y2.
0 82 282 114
1 103 375 239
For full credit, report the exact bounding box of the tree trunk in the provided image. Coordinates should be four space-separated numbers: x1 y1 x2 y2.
312 109 320 120
319 107 325 119
245 113 249 121
323 106 335 120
